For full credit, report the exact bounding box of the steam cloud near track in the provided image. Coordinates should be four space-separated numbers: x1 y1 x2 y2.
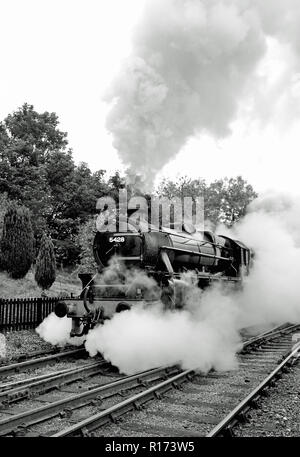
36 312 84 347
105 0 300 189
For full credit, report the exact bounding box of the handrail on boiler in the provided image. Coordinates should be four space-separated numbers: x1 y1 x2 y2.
159 245 233 262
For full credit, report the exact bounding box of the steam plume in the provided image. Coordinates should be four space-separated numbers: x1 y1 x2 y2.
105 0 300 188
36 313 84 347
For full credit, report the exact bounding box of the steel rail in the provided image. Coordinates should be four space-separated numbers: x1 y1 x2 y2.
0 365 179 436
207 341 300 437
52 369 194 437
0 348 86 377
0 360 107 405
242 324 299 350
0 347 69 366
0 362 98 392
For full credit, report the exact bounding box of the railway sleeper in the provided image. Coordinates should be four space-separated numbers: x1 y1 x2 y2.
59 408 73 419
133 400 143 411
249 396 260 409
81 426 91 437
14 424 28 437
137 378 150 387
6 390 29 403
117 389 128 397
110 405 132 423
236 410 248 424
222 425 235 438
260 387 270 397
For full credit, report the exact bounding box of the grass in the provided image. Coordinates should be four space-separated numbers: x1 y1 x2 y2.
0 268 82 299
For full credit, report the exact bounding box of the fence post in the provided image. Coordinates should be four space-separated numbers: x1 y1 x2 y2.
0 299 3 332
36 298 43 325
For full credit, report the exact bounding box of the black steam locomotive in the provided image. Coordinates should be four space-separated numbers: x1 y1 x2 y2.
54 215 251 337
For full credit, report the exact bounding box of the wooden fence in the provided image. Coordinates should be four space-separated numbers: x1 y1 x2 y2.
0 296 72 332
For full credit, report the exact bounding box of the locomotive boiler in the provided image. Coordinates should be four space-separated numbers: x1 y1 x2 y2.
54 216 251 337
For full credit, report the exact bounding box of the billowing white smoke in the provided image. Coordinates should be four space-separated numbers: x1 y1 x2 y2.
85 287 241 375
35 313 84 347
225 192 300 327
84 192 300 374
105 0 300 189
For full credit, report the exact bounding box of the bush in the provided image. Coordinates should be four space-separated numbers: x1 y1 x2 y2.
35 233 56 290
0 203 35 278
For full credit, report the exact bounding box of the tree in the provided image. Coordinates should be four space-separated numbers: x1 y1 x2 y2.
35 233 56 290
207 176 258 227
49 217 81 268
157 175 257 228
0 104 70 237
45 149 75 219
0 203 35 278
0 193 9 241
157 176 206 201
156 176 207 227
3 103 68 160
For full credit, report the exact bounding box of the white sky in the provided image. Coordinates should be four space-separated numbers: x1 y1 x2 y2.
0 0 299 194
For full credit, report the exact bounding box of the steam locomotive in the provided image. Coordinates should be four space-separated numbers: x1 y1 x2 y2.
54 213 251 337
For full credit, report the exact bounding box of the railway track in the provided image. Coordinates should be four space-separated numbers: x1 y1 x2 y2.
207 337 300 437
0 365 181 436
0 347 86 378
50 324 300 437
0 348 62 366
0 359 109 406
0 323 298 437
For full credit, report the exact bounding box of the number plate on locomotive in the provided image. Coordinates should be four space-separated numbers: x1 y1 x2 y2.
109 236 125 243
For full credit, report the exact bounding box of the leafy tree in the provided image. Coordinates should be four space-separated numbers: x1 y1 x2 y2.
0 193 9 241
48 217 81 268
0 104 70 236
35 233 56 290
157 176 206 201
45 149 75 219
0 203 35 278
157 175 257 228
3 103 68 160
63 163 97 220
207 176 257 227
0 105 99 262
157 176 207 227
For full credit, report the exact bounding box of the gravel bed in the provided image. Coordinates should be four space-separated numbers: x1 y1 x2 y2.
96 408 204 437
234 363 300 437
97 424 154 438
0 330 61 361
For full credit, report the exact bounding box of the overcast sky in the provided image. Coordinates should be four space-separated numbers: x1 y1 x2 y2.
1 0 300 194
